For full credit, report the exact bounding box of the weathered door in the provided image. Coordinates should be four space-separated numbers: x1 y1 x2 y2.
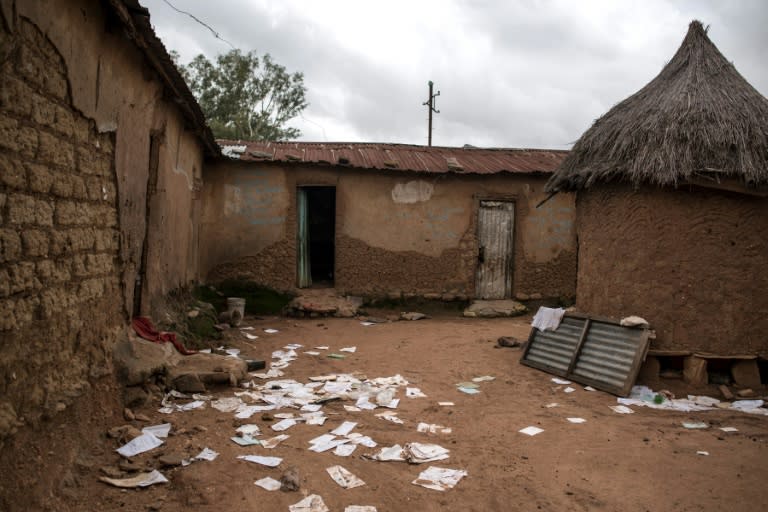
297 188 312 288
475 201 514 299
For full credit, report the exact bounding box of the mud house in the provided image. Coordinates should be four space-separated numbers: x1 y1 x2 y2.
545 21 768 382
201 142 577 302
0 0 216 454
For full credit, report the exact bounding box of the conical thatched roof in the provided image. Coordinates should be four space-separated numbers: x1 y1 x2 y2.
546 21 768 193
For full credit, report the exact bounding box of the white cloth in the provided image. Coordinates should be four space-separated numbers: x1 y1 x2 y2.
531 307 565 331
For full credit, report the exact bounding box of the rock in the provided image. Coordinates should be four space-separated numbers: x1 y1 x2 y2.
261 413 274 422
515 292 530 301
118 460 143 472
463 300 527 318
193 425 208 433
99 466 123 478
529 293 543 300
123 408 135 421
134 413 151 422
168 353 248 389
736 388 756 398
158 454 184 468
731 360 761 389
719 384 735 400
280 467 300 492
108 425 143 442
123 386 149 409
173 374 206 394
683 356 708 385
497 336 522 349
400 312 427 321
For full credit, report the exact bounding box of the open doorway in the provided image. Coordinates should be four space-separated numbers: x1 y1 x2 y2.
297 186 336 288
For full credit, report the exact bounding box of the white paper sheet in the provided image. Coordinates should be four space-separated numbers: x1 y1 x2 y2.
345 507 378 512
339 346 357 353
566 418 586 424
116 433 163 457
261 434 290 449
404 442 450 463
609 405 634 414
412 466 467 491
326 465 366 489
551 378 572 385
518 426 544 436
99 470 168 488
289 494 329 512
237 455 283 467
331 421 357 436
141 423 171 438
194 447 219 461
406 387 427 398
417 422 452 434
254 476 281 491
334 444 357 457
264 328 279 334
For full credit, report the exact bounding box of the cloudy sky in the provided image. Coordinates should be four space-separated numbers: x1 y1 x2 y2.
142 0 767 149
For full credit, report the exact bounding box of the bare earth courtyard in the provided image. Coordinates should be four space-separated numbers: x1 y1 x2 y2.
7 313 763 512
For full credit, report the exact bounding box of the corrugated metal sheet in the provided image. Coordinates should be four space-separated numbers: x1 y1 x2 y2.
217 140 568 175
521 315 650 396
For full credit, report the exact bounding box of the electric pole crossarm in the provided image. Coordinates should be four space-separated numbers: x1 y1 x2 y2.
422 80 440 146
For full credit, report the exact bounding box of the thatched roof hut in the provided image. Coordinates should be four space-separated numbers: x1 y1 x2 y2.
547 20 768 193
543 21 768 363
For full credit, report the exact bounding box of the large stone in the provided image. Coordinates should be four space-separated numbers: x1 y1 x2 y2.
113 330 178 386
683 356 708 385
731 360 761 389
173 374 206 394
463 300 527 318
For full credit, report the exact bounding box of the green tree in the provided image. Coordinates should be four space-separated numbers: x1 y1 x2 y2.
175 49 308 141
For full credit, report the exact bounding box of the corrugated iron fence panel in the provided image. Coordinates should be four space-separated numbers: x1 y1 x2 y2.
521 315 650 396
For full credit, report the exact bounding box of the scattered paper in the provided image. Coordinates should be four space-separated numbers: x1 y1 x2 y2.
472 376 495 382
563 387 575 393
305 351 321 356
334 444 357 457
552 377 572 385
438 401 454 407
566 418 586 424
720 427 738 432
231 436 260 446
376 411 404 424
225 348 241 356
240 326 254 330
290 494 329 512
405 442 450 463
457 387 480 395
344 405 362 412
610 405 634 414
326 465 366 489
310 438 350 453
99 470 168 488
412 466 467 491
455 382 479 389
406 387 427 398
367 444 406 462
212 397 243 412
360 322 375 326
271 419 298 432
544 402 559 408
301 404 323 412
179 400 206 411
682 421 709 429
584 386 596 391
116 433 163 457
697 451 709 456
285 343 304 349
417 422 452 434
141 423 171 438
194 447 219 461
244 333 259 340
264 328 279 334
340 346 357 353
305 415 327 426
519 426 544 436
254 477 281 491
315 346 330 350
348 435 377 448
237 455 283 467
331 421 358 436
345 507 377 512
261 434 290 449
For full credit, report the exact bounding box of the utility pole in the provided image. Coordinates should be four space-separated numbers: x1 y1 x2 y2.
422 80 440 147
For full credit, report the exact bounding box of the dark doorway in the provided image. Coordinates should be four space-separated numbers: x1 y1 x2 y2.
297 186 336 287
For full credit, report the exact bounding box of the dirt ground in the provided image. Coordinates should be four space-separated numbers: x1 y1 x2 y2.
6 313 768 511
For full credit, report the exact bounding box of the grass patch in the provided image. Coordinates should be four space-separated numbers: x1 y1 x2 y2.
194 280 295 316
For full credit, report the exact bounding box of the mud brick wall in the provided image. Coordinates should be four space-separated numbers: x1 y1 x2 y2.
576 184 768 355
0 17 122 442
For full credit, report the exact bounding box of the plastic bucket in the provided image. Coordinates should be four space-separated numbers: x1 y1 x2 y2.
226 297 246 326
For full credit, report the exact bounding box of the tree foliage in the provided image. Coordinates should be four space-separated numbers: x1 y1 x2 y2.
175 49 308 141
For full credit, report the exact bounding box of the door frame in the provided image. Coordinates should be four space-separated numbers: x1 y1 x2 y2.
473 195 517 299
296 184 337 288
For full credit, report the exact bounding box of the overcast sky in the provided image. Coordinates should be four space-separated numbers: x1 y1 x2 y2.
142 0 767 149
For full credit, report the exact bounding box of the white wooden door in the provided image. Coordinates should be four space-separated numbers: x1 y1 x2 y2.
475 201 514 299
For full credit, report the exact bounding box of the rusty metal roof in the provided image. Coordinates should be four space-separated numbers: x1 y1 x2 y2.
218 141 568 175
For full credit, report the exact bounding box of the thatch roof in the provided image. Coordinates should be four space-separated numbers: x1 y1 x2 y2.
546 21 768 193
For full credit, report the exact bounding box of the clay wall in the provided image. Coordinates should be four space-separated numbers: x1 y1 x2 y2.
200 162 577 300
0 0 204 446
576 184 768 354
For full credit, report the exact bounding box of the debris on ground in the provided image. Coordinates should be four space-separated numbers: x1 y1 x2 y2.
280 467 301 491
496 336 522 348
289 494 329 512
254 477 282 491
400 312 428 321
519 426 544 436
412 466 468 491
99 470 169 488
326 465 366 489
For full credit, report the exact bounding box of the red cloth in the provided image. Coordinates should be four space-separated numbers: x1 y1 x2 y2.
131 316 197 355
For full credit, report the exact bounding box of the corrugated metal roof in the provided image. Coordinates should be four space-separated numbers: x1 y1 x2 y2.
521 314 651 397
218 140 568 175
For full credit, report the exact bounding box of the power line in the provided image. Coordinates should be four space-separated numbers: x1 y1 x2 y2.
161 0 235 49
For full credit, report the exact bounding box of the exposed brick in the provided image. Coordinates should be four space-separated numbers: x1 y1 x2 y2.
22 230 49 257
44 71 68 101
0 154 26 189
78 278 105 301
50 228 95 255
0 269 9 297
36 259 71 284
31 93 56 127
17 45 43 85
0 228 22 262
39 287 74 319
39 131 74 169
7 194 35 225
26 162 54 194
77 146 111 176
86 176 104 201
0 296 40 331
0 76 33 116
54 200 83 225
7 261 40 294
96 205 118 227
0 115 20 152
53 105 74 136
94 229 118 251
17 125 39 158
69 175 87 200
73 117 91 144
35 199 53 226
